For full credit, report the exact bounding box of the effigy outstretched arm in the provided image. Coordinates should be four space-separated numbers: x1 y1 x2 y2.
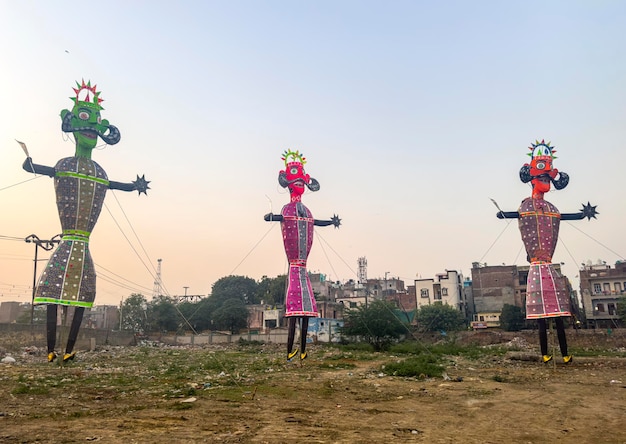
264 213 283 222
109 175 150 195
561 202 598 221
496 211 520 219
22 157 55 177
314 214 341 228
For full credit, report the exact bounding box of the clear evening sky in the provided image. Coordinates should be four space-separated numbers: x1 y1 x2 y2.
1 1 624 306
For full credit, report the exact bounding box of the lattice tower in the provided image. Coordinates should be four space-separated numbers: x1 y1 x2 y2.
152 258 163 298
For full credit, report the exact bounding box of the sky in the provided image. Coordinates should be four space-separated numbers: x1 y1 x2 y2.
1 1 625 306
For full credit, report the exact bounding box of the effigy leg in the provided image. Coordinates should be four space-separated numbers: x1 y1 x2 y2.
537 319 552 363
299 317 309 361
287 317 298 361
63 307 84 362
555 317 572 363
46 305 58 362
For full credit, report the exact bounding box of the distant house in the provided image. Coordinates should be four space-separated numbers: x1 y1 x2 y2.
415 270 465 315
579 260 626 328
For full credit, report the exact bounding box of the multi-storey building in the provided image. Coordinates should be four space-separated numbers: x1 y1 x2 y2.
414 270 465 315
579 260 626 328
470 262 580 328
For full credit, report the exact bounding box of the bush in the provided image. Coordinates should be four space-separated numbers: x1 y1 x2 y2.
500 304 525 331
416 304 465 332
381 355 444 378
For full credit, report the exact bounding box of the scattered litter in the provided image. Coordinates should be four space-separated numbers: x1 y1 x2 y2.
180 397 197 403
1 356 16 364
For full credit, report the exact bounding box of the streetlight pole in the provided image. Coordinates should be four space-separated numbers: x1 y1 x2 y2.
24 234 61 333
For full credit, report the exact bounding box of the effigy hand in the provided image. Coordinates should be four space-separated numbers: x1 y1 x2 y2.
581 202 598 220
331 214 341 228
133 175 150 195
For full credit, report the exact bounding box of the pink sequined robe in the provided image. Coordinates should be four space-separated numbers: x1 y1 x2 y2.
280 201 318 318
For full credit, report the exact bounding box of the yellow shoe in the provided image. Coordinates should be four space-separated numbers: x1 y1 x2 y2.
63 352 76 363
542 355 553 363
563 355 573 364
300 352 307 361
287 349 298 361
47 352 57 363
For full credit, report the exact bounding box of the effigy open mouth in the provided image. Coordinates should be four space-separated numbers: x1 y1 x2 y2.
80 130 98 139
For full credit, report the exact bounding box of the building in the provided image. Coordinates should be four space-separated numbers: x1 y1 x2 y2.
335 276 406 309
470 262 579 328
414 270 465 315
307 317 343 343
309 273 333 301
579 260 626 328
83 305 120 330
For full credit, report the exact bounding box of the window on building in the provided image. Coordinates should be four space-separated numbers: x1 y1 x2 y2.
442 288 448 296
615 282 622 293
593 283 602 294
608 304 616 315
595 303 605 313
420 289 429 298
434 291 442 300
603 283 611 294
349 302 357 308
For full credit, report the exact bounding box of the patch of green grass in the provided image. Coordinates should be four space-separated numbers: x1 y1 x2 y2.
170 402 194 410
492 374 507 383
381 355 444 378
12 383 50 395
569 346 626 358
334 342 375 353
389 340 509 360
316 361 357 370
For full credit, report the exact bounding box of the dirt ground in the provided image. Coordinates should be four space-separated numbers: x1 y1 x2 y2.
1 330 625 444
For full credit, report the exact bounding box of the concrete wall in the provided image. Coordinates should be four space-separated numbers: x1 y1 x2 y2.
0 323 136 351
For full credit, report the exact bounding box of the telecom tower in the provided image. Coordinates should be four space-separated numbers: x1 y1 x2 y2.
152 258 163 298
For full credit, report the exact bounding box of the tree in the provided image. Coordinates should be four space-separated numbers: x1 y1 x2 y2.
256 275 286 306
120 293 148 333
16 305 47 324
147 295 179 332
211 298 249 333
416 303 465 333
341 300 407 351
500 304 526 331
209 275 259 307
176 301 203 333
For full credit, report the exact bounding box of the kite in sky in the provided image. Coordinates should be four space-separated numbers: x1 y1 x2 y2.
21 80 149 363
264 150 340 362
496 140 597 364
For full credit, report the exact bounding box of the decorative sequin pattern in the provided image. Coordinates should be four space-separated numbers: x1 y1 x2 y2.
34 157 109 307
280 201 318 317
518 198 571 319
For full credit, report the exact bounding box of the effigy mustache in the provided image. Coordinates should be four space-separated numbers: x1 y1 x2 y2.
532 172 570 190
61 112 121 145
